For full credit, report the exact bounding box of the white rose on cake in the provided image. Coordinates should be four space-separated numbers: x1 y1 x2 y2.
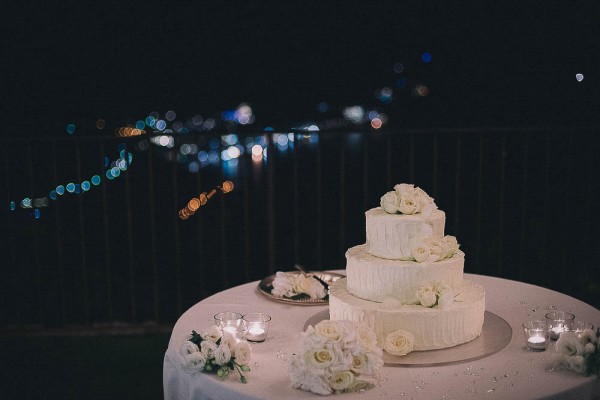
411 240 432 263
398 195 419 214
425 238 444 261
383 329 415 356
380 191 401 214
416 285 437 307
380 184 439 216
442 235 459 258
394 183 417 198
434 282 455 309
410 235 459 263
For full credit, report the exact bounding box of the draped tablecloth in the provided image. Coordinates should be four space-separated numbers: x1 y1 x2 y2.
164 273 600 400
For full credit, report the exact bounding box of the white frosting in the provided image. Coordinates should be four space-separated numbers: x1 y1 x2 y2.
346 244 465 303
329 278 485 351
366 208 446 260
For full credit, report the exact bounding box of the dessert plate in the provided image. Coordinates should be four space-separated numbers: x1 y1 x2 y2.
304 310 512 366
257 271 345 305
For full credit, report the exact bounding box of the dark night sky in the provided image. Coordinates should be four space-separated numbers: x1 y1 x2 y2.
3 1 599 137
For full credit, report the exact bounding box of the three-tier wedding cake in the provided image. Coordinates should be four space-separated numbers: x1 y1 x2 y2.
329 184 485 353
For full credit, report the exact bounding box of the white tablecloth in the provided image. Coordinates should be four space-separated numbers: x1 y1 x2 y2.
164 273 600 400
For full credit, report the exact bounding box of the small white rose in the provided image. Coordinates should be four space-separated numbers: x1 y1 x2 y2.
442 235 459 258
398 195 419 214
233 340 252 366
314 320 343 341
350 352 380 376
583 342 596 355
303 348 335 369
184 351 207 373
214 344 232 365
384 329 415 356
426 238 444 261
394 183 416 198
380 191 400 214
579 328 596 345
200 340 217 359
411 242 431 263
437 290 455 309
555 332 583 356
180 341 199 358
415 187 434 212
416 286 437 308
220 331 238 352
329 370 355 392
199 325 222 342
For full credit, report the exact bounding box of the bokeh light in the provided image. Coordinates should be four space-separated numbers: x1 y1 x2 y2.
576 73 584 82
66 123 76 135
421 52 432 63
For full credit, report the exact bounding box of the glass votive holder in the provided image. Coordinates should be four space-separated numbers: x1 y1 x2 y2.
243 313 271 342
522 320 549 351
545 311 575 340
572 321 594 337
214 311 246 339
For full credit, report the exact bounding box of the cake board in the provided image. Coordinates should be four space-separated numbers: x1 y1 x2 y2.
303 310 512 367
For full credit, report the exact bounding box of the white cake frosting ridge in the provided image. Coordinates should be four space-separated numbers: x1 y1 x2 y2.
329 278 485 351
365 207 446 260
346 244 465 303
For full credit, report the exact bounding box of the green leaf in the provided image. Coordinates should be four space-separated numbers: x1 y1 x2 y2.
240 365 251 372
285 293 311 300
190 330 202 345
240 375 247 384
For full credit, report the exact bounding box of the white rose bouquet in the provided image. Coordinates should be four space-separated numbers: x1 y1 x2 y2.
380 184 437 217
549 328 600 377
271 271 327 300
289 320 383 395
180 327 252 383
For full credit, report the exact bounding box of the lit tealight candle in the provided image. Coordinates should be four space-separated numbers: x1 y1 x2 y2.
526 335 546 351
247 323 267 342
550 325 565 340
523 321 548 352
243 313 271 343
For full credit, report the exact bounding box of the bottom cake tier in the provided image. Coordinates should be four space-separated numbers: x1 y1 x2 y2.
329 278 486 351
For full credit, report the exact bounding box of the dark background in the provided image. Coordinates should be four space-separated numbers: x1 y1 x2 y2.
3 1 599 137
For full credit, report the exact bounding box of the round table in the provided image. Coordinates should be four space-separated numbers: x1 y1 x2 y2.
163 273 600 399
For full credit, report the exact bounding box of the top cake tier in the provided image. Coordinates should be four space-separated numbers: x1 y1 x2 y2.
366 207 446 260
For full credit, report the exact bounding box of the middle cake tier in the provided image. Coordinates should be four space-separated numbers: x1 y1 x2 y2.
346 244 465 303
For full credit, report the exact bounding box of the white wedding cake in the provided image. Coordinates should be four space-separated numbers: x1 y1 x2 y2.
329 184 485 353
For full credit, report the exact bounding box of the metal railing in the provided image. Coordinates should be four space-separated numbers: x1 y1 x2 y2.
1 127 598 332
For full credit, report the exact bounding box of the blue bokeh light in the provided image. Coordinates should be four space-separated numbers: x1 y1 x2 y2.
421 52 432 63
